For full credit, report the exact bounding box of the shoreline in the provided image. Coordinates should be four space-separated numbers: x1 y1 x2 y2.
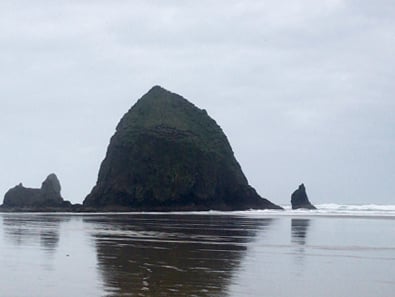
1 207 395 220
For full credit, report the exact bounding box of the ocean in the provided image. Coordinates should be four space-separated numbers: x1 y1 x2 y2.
0 204 394 297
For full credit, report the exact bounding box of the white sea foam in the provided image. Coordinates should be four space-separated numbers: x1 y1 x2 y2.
257 203 395 218
317 203 395 211
169 204 395 218
76 204 395 218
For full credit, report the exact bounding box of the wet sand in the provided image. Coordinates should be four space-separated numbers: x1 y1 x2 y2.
0 212 394 296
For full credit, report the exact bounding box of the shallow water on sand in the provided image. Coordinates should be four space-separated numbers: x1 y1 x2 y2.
0 212 394 297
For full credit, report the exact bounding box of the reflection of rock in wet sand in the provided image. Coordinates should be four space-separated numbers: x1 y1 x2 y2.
85 214 272 297
291 218 310 245
291 219 311 272
2 214 69 251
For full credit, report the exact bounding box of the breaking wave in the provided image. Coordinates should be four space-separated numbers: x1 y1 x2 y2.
92 204 395 218
316 204 395 212
270 204 395 217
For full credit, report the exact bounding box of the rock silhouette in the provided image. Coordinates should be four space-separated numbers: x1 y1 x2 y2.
84 86 281 211
2 174 72 210
291 184 316 210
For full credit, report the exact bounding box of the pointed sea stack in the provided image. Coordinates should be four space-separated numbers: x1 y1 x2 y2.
2 174 72 210
84 86 282 211
291 184 316 210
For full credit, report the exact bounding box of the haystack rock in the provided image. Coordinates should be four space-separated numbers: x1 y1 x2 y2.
2 174 71 209
291 183 316 210
84 86 282 211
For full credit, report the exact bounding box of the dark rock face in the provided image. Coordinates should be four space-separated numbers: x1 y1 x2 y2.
291 184 316 210
84 86 282 211
2 174 71 209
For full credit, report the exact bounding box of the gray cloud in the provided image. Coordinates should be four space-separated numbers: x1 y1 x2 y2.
0 0 394 205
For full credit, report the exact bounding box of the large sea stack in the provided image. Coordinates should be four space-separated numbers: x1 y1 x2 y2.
2 174 72 210
291 183 316 210
84 86 281 211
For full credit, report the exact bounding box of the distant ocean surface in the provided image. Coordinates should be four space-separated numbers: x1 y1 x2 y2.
0 205 394 297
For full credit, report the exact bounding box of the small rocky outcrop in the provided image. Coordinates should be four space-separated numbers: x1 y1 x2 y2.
2 174 72 210
84 86 282 211
291 184 316 210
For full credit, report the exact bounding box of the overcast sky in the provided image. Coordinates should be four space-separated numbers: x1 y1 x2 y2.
0 0 394 205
